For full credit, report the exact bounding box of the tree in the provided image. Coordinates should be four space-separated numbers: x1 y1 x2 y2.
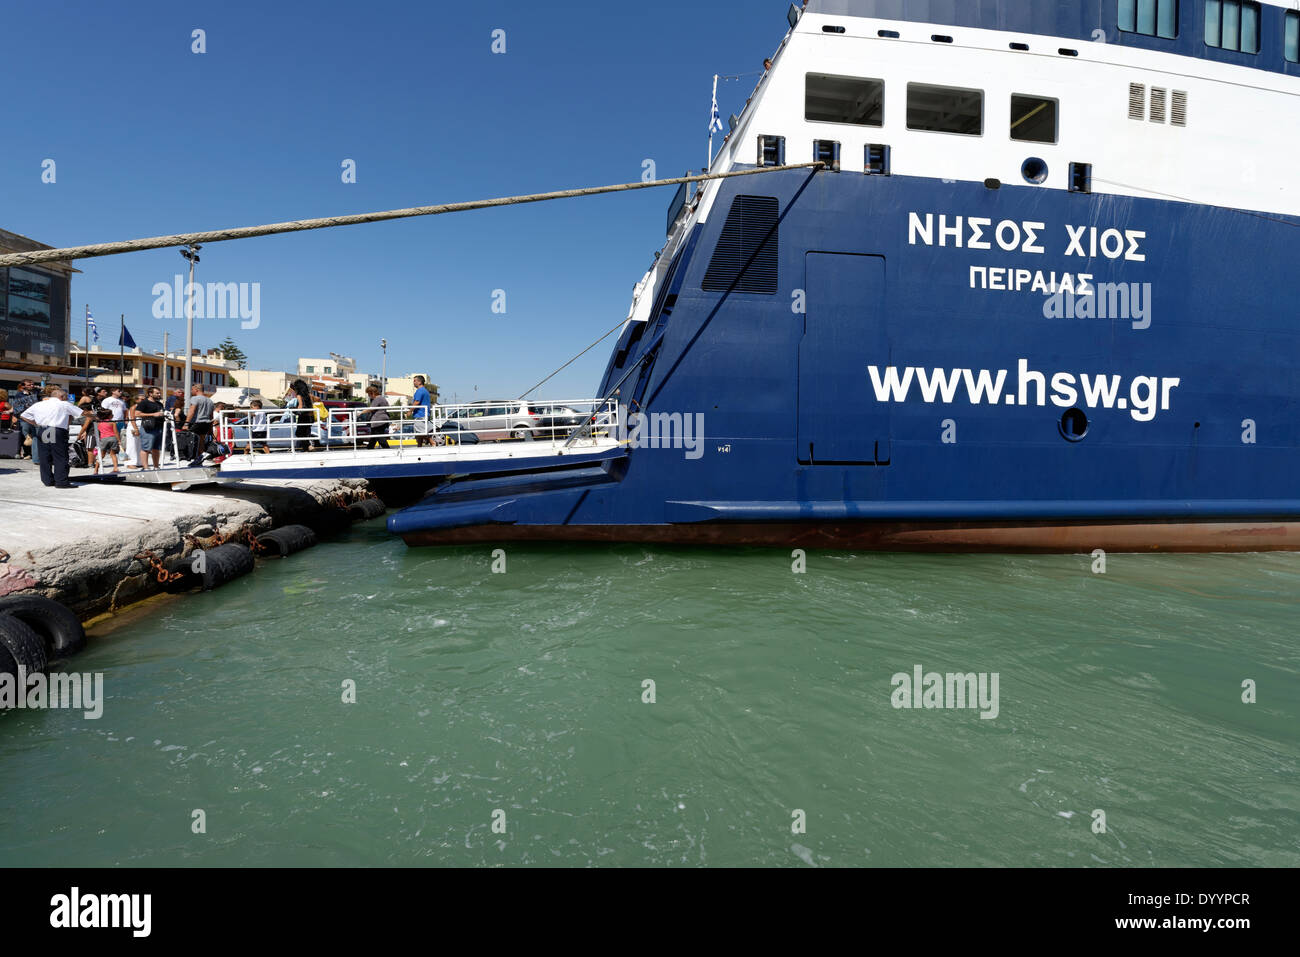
227 375 239 387
217 337 248 369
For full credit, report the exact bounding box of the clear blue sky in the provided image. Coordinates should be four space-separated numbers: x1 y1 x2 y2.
2 0 786 401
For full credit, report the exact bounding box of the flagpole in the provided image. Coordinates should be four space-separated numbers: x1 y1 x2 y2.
708 74 719 169
84 305 90 391
118 314 125 389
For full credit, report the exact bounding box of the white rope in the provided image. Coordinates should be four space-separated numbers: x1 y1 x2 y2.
0 163 823 268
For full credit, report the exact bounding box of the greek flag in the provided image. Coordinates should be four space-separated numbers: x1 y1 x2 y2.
87 310 99 343
709 75 724 133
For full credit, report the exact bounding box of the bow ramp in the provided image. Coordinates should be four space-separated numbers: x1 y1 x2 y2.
211 399 625 482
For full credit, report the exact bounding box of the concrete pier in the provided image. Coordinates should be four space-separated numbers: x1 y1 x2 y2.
0 458 374 620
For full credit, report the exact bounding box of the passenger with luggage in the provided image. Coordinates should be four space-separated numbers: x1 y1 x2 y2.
181 384 215 464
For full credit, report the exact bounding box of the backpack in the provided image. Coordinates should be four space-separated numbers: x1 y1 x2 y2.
68 439 89 469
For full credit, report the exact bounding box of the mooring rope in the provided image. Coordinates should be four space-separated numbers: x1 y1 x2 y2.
0 163 823 268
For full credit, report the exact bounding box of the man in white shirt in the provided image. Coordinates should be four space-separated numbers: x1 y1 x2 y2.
104 387 128 440
19 386 91 489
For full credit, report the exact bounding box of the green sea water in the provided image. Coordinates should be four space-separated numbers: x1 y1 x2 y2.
1 522 1296 867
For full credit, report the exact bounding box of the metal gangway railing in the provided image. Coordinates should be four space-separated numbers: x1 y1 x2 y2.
213 398 621 458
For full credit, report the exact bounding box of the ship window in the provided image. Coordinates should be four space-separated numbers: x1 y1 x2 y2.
1287 11 1299 62
1205 1 1261 54
1118 0 1178 39
758 135 785 167
804 74 884 126
907 83 983 136
701 195 779 295
813 140 841 171
1011 95 1058 143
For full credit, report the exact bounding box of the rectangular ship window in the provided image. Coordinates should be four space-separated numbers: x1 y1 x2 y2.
1010 95 1058 143
1119 0 1178 39
1205 1 1261 54
1288 11 1300 63
804 74 884 126
907 83 983 136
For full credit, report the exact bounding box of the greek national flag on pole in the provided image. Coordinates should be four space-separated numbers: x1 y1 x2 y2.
87 310 99 343
709 75 724 133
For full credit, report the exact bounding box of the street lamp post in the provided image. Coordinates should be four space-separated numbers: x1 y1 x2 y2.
180 244 201 399
380 338 387 394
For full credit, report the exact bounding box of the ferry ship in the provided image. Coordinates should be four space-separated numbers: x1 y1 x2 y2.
394 1 1299 550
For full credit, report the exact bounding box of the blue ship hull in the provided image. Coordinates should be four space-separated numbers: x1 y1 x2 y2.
390 168 1300 550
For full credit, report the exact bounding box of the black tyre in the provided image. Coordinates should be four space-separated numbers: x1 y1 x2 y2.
160 555 201 593
346 498 386 522
255 524 318 557
200 544 255 592
0 613 48 681
0 595 86 659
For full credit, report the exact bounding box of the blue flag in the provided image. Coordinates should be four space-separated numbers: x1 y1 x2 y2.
119 323 138 350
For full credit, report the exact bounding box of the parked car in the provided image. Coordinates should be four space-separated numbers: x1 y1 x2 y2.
440 400 581 441
527 404 585 440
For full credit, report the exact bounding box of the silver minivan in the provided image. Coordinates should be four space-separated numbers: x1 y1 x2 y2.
442 400 536 441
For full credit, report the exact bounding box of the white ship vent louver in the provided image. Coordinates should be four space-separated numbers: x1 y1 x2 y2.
1128 83 1146 120
1171 90 1188 127
1150 87 1167 124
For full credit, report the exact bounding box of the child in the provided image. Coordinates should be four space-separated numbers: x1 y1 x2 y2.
93 407 121 474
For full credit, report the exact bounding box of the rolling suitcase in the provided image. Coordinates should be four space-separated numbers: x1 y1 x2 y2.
0 430 20 458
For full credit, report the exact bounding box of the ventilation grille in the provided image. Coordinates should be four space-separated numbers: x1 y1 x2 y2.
701 195 779 295
1128 83 1146 120
1171 90 1188 127
1149 87 1167 123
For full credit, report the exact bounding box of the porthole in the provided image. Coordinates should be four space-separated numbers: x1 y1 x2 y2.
1059 408 1089 442
1021 157 1048 184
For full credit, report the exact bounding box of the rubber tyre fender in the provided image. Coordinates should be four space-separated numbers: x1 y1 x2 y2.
346 498 386 522
0 595 86 659
161 556 201 593
255 524 318 557
200 544 255 592
0 613 49 681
